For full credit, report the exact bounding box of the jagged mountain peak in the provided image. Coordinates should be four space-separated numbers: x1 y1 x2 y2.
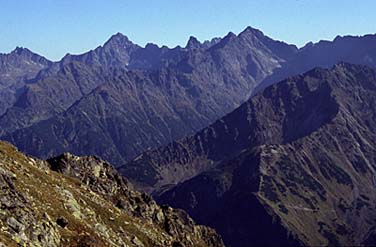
202 37 221 49
105 32 132 45
11 46 33 55
210 32 236 48
1 46 51 63
145 42 160 49
58 32 141 68
102 32 138 51
239 26 264 36
237 26 267 44
225 31 237 39
186 36 202 49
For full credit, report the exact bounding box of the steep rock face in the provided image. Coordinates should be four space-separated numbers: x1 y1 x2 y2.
127 63 376 246
0 47 52 115
0 141 224 247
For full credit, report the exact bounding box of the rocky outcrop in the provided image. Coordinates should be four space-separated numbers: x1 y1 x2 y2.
0 141 224 247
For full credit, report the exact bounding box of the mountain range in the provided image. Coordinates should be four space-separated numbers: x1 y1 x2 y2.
1 27 376 170
1 26 376 247
0 27 295 165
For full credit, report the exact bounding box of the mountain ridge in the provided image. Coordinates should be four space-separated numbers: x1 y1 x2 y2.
2 28 375 65
129 62 376 246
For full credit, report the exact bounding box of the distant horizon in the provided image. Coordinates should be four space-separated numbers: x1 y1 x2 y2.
2 26 376 62
1 1 375 61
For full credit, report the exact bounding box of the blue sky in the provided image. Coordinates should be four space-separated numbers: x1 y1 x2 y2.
0 0 375 61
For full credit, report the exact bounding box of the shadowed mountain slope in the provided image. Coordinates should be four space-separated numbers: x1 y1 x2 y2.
125 63 376 246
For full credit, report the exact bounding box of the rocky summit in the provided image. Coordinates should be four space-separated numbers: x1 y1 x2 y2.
126 63 376 246
0 141 224 247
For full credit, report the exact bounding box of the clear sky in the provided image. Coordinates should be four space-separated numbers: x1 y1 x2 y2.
0 0 375 61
